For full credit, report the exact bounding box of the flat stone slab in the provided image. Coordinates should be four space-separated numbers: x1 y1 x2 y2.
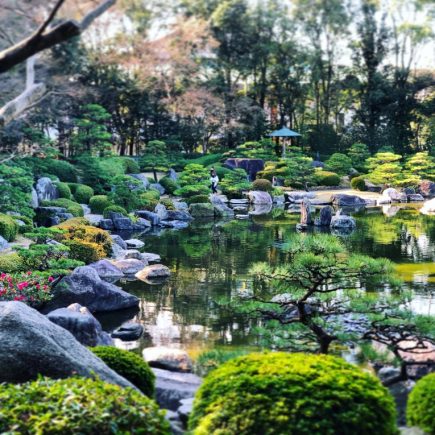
124 239 145 249
112 259 147 275
135 264 171 282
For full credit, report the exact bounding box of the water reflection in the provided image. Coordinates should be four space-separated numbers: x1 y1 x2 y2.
99 205 435 352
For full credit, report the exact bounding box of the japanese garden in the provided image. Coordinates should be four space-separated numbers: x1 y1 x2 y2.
0 0 434 433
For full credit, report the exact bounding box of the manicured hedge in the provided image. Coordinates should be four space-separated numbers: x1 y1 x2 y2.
0 253 25 272
103 205 128 218
313 170 341 187
407 373 435 433
91 346 155 397
252 178 273 192
159 176 179 194
351 175 367 191
55 182 72 199
74 185 95 204
89 195 112 214
189 352 397 435
0 214 19 242
186 195 210 205
0 377 169 434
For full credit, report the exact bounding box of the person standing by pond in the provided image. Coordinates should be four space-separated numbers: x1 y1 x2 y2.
210 167 219 194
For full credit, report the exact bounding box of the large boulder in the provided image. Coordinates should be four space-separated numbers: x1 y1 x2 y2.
143 347 193 372
417 180 435 198
248 191 272 204
111 322 144 341
153 368 202 411
155 204 169 220
47 303 113 347
125 238 145 249
136 264 171 282
166 210 192 221
136 210 160 226
89 259 124 281
407 194 425 202
210 195 234 218
35 177 59 202
331 194 366 207
314 205 333 227
111 234 127 250
330 211 356 232
189 203 215 218
0 301 134 388
420 198 435 215
382 187 406 202
35 206 73 227
45 266 139 313
112 259 147 275
31 187 39 208
284 191 316 203
0 236 9 252
128 173 150 190
224 158 264 181
150 183 165 195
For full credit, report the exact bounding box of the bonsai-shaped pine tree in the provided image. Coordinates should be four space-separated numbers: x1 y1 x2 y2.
139 140 169 182
366 152 403 185
70 104 112 157
402 151 435 186
234 233 402 354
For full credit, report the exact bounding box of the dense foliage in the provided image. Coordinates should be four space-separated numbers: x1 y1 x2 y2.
189 352 397 435
0 377 170 434
406 373 435 433
91 346 155 397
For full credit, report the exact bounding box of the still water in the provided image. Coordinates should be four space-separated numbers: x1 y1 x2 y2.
97 204 435 355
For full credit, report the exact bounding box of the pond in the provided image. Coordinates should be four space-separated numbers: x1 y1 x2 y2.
97 203 435 357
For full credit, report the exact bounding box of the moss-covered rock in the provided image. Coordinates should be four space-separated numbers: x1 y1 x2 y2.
91 346 155 397
189 352 398 435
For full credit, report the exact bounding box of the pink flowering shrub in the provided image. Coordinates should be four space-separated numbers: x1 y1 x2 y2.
0 272 53 307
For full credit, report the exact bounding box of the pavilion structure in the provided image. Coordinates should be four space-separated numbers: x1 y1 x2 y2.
269 127 301 158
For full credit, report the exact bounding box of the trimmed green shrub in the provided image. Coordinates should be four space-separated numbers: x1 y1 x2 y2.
159 176 179 194
212 164 233 179
186 195 210 205
0 214 19 242
122 157 140 174
64 240 103 264
91 346 155 397
55 182 72 199
109 175 146 212
407 373 435 433
351 175 367 191
325 153 353 175
0 376 169 434
159 199 176 210
187 153 223 167
313 170 341 186
189 352 397 435
74 185 94 204
25 157 78 182
0 253 25 272
348 143 370 172
89 195 112 214
13 215 33 234
174 184 210 198
252 178 273 192
139 199 159 211
103 205 128 218
142 189 161 201
45 199 84 217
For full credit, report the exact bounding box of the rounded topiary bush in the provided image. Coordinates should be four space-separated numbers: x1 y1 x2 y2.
122 157 140 174
89 195 112 214
252 178 273 192
186 195 210 205
74 185 95 204
351 175 367 191
91 346 155 397
189 352 397 435
103 205 128 218
0 214 19 242
313 170 341 187
55 182 72 199
0 376 169 434
159 176 179 194
407 373 435 433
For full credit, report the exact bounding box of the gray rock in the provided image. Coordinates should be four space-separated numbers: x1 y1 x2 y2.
0 235 9 251
166 210 192 221
173 201 188 211
189 203 215 218
128 173 150 190
377 366 401 384
111 234 127 250
89 260 124 280
125 238 145 249
155 204 169 220
382 187 403 202
330 211 356 232
134 217 152 229
124 249 142 260
314 205 333 226
150 183 165 195
153 367 202 411
331 194 366 207
0 301 134 388
111 322 144 341
47 303 113 347
211 195 234 217
111 243 126 260
224 158 264 181
35 206 70 227
230 198 249 205
85 214 104 226
420 198 435 215
31 187 39 208
177 397 194 425
248 190 272 204
273 195 285 204
136 264 171 282
112 217 134 231
112 259 147 275
167 168 178 181
417 180 435 197
46 266 139 313
136 210 160 226
81 204 91 215
99 218 114 230
311 160 325 168
144 347 192 372
407 194 424 202
300 199 312 226
160 220 190 229
285 191 316 203
141 252 161 263
35 177 59 202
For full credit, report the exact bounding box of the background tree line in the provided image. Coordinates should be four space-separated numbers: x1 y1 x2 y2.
0 0 434 158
